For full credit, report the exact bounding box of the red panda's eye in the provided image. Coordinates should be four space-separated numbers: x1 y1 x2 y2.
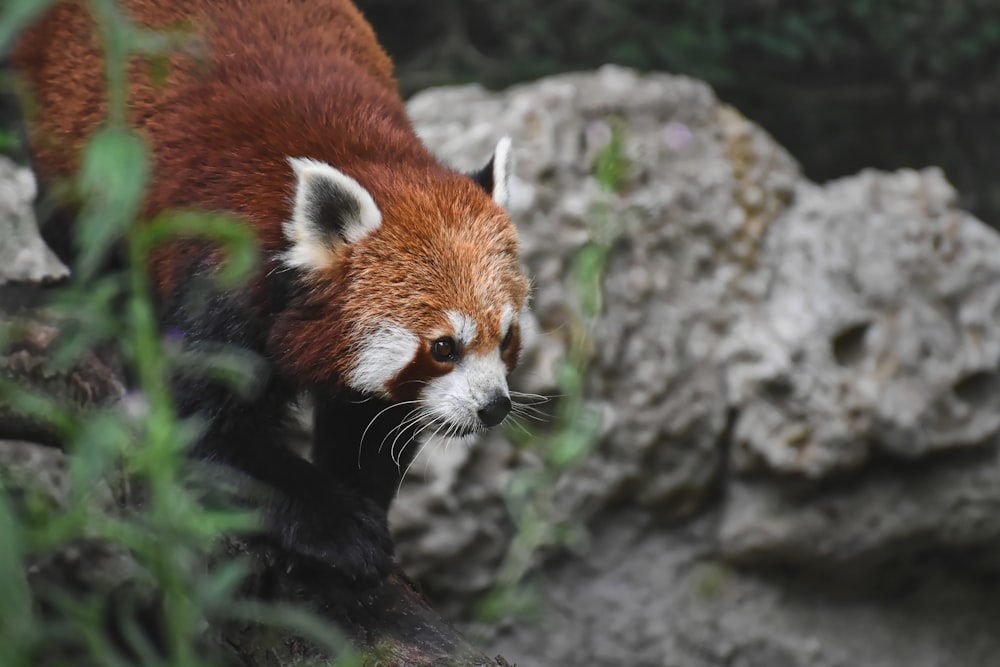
500 327 514 351
431 337 457 362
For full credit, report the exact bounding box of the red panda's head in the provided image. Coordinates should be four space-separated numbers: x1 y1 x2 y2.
275 139 530 437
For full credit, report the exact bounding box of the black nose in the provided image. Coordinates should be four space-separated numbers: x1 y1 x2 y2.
477 395 512 427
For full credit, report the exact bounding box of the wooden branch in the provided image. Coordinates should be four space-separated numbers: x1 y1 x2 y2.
222 538 510 666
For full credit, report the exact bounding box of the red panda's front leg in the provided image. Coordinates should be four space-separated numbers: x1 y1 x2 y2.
312 390 422 513
212 433 395 585
163 260 394 587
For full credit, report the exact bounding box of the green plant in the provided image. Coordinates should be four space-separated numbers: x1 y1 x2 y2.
477 119 630 623
0 2 354 664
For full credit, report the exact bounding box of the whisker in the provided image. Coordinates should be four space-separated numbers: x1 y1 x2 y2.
380 407 430 459
509 390 555 403
413 404 462 477
358 399 423 467
511 400 549 414
397 422 442 495
504 414 533 437
386 405 443 464
544 319 572 335
510 404 549 421
423 430 444 477
390 417 417 466
396 417 442 478
395 378 432 391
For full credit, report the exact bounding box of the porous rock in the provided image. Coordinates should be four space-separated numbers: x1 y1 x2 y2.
0 156 68 285
726 167 1000 477
399 65 801 601
486 511 1000 667
397 65 1000 666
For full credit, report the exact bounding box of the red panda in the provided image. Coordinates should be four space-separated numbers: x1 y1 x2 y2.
13 0 529 585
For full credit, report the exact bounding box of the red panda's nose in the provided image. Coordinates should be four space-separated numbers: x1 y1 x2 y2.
478 395 512 427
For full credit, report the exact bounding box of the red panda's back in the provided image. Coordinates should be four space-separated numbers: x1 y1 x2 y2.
13 0 398 187
13 0 425 283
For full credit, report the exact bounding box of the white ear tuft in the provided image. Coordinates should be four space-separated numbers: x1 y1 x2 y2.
470 137 514 209
491 136 513 208
281 157 382 272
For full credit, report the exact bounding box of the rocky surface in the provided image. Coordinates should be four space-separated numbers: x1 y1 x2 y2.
396 66 1000 665
0 157 67 285
487 511 1000 667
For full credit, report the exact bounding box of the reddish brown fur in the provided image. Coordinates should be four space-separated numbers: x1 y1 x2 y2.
13 0 528 580
13 0 529 390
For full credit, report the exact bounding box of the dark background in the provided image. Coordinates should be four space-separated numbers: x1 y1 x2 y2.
4 0 999 225
355 0 1000 226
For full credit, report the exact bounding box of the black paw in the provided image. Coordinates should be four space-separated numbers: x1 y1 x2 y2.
273 495 394 588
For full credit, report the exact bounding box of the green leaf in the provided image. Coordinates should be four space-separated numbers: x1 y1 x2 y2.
0 0 56 51
574 242 610 317
49 275 126 368
191 560 248 610
66 410 131 505
0 381 73 441
75 126 150 281
475 583 541 623
0 487 33 662
170 346 271 399
146 55 172 89
139 210 259 288
592 120 630 194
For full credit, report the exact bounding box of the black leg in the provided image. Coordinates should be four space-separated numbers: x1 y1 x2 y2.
163 273 392 585
207 429 394 586
312 390 422 513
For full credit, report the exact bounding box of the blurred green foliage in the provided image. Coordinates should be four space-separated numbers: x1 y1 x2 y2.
479 120 629 624
357 0 1000 224
358 0 1000 91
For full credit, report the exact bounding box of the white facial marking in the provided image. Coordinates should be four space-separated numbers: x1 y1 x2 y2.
347 322 418 395
421 349 509 434
280 157 383 271
500 303 515 338
491 136 513 209
518 302 539 350
447 311 478 347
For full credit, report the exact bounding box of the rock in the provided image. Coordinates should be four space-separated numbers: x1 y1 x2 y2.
388 433 519 606
399 65 802 602
714 166 1000 566
485 511 1000 667
0 156 68 285
719 444 1000 568
727 167 1000 478
395 65 1000 666
0 317 126 445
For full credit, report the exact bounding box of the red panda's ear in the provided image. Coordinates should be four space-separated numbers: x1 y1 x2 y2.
281 157 382 272
469 136 513 209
